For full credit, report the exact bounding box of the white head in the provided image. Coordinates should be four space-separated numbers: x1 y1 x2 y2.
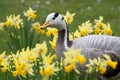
42 13 67 31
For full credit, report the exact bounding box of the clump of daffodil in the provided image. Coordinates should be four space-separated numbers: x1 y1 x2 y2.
63 11 75 24
4 15 13 27
12 48 35 77
85 54 118 75
39 53 60 80
32 22 45 34
4 14 23 29
85 56 107 74
24 7 37 20
78 20 93 36
94 16 113 35
64 47 86 74
11 42 51 78
46 28 58 37
39 63 60 80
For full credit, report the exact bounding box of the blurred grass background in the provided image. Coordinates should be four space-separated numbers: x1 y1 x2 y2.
0 0 120 80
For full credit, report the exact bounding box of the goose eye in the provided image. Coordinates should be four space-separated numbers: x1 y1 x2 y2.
53 17 55 20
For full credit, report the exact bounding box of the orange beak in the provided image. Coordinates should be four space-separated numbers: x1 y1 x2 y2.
41 21 50 29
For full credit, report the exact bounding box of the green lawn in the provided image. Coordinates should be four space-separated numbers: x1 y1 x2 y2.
0 0 120 79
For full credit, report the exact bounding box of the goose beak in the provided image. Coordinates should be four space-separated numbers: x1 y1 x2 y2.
41 21 50 29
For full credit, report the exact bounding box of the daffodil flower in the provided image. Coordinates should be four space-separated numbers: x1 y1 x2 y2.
4 15 23 29
64 64 74 73
46 28 58 37
104 54 118 69
78 20 93 36
35 42 48 56
39 55 60 79
24 7 37 20
103 23 113 35
12 15 23 29
63 11 75 24
4 15 13 27
74 30 81 38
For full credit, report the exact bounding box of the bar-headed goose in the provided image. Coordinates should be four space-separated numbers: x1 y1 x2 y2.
41 12 120 78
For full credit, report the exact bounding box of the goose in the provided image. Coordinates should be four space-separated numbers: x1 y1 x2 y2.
41 12 120 78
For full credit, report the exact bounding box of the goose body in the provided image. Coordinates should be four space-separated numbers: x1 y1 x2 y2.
42 12 120 78
73 35 120 56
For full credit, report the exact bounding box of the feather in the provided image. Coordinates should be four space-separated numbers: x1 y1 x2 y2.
73 35 120 57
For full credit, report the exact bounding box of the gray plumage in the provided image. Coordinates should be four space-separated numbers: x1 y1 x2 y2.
73 35 120 58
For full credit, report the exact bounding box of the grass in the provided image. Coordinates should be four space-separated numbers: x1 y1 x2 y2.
0 0 120 79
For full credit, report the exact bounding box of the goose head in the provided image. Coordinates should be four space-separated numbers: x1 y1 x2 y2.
42 13 67 31
42 13 71 58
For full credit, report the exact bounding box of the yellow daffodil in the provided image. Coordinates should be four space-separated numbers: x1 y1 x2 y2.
69 33 74 40
65 64 74 73
107 61 117 69
4 15 13 27
39 62 60 78
24 7 37 20
12 48 35 77
51 54 57 60
12 63 27 77
78 20 93 36
63 11 75 24
12 15 23 29
99 67 107 74
74 30 81 38
4 14 23 29
12 70 19 77
28 55 35 62
94 16 113 35
103 23 113 35
94 25 102 34
32 22 45 34
94 16 104 26
35 42 48 56
77 55 86 65
42 55 52 64
46 28 58 37
104 54 117 69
